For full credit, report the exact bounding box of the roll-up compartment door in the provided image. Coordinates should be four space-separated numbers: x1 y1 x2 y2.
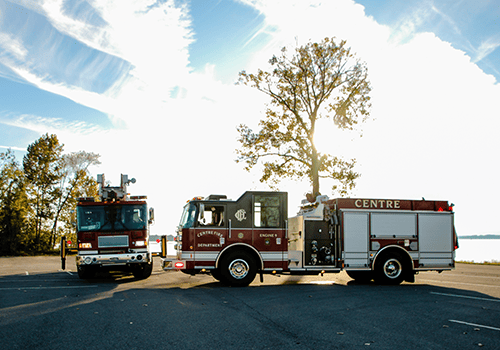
419 213 453 267
343 212 369 268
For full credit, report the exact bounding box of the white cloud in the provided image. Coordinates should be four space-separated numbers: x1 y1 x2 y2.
2 113 104 136
474 34 500 63
0 32 28 60
3 0 194 125
2 0 499 237
0 145 26 152
235 0 500 236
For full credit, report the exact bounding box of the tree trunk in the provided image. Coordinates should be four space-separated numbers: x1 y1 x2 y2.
311 147 320 198
51 185 74 248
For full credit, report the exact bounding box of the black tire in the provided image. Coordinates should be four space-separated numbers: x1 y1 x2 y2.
346 270 373 283
77 266 96 279
133 261 153 280
375 253 405 285
219 251 257 287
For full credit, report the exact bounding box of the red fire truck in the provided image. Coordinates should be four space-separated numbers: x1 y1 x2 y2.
162 191 457 286
61 174 155 279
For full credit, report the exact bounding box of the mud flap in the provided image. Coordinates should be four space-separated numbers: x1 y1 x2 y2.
405 270 415 283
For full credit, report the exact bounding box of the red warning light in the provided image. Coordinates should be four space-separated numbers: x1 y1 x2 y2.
67 240 72 245
438 207 444 212
156 239 160 243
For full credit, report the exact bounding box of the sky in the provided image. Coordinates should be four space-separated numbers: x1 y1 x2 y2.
0 0 499 238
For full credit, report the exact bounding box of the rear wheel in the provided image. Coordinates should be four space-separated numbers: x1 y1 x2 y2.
346 271 373 283
375 253 405 285
219 251 257 287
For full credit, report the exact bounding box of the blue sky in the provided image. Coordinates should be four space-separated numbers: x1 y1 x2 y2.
0 0 499 236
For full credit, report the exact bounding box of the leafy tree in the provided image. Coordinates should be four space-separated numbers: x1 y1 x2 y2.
0 149 28 255
237 37 371 198
51 151 101 247
23 133 63 252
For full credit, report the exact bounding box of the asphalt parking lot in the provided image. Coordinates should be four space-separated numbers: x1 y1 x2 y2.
1 257 499 349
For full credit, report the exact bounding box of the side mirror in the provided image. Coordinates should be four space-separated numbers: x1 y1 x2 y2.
149 207 155 224
199 204 205 220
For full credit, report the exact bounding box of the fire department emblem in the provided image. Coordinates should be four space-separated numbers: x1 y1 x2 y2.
235 209 247 222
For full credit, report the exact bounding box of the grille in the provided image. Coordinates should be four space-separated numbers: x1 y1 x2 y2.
98 235 129 248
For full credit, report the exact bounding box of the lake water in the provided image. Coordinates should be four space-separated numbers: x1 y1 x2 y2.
455 239 500 263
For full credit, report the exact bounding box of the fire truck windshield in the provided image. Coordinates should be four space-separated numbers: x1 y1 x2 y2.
179 203 197 228
77 204 148 232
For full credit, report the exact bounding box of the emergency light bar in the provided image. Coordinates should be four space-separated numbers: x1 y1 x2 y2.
78 197 95 202
130 195 147 200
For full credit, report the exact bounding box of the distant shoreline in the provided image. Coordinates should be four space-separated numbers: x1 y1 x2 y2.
459 234 500 240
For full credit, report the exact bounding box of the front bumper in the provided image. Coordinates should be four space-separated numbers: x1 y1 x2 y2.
161 257 185 270
76 252 151 267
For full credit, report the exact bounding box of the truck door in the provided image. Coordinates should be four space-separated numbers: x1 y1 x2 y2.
194 204 227 267
252 194 288 270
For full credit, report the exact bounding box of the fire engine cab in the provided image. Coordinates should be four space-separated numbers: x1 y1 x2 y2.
61 174 155 279
162 191 456 286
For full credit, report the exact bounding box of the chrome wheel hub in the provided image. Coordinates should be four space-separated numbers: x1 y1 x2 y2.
383 258 402 279
229 259 249 279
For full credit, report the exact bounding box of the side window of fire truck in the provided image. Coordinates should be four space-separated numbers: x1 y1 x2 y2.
199 206 225 226
254 196 280 228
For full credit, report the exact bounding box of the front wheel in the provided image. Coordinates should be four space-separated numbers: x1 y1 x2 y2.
219 251 257 287
133 261 153 280
77 266 96 279
211 268 222 281
375 253 405 285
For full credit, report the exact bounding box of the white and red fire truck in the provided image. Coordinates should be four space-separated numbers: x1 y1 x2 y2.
61 174 155 279
162 191 457 286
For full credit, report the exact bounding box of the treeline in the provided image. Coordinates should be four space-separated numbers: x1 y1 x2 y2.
459 235 500 240
0 134 100 256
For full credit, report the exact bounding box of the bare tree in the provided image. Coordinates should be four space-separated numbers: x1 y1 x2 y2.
51 151 101 247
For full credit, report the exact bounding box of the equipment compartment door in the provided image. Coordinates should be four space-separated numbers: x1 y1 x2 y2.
304 220 332 266
418 213 454 267
343 212 369 268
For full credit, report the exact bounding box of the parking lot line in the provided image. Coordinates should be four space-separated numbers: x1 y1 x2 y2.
449 320 500 332
431 292 500 303
420 279 500 288
0 285 98 291
444 274 500 280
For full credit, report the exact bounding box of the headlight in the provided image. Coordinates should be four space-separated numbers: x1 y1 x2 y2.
79 243 92 249
84 257 92 264
135 240 146 247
